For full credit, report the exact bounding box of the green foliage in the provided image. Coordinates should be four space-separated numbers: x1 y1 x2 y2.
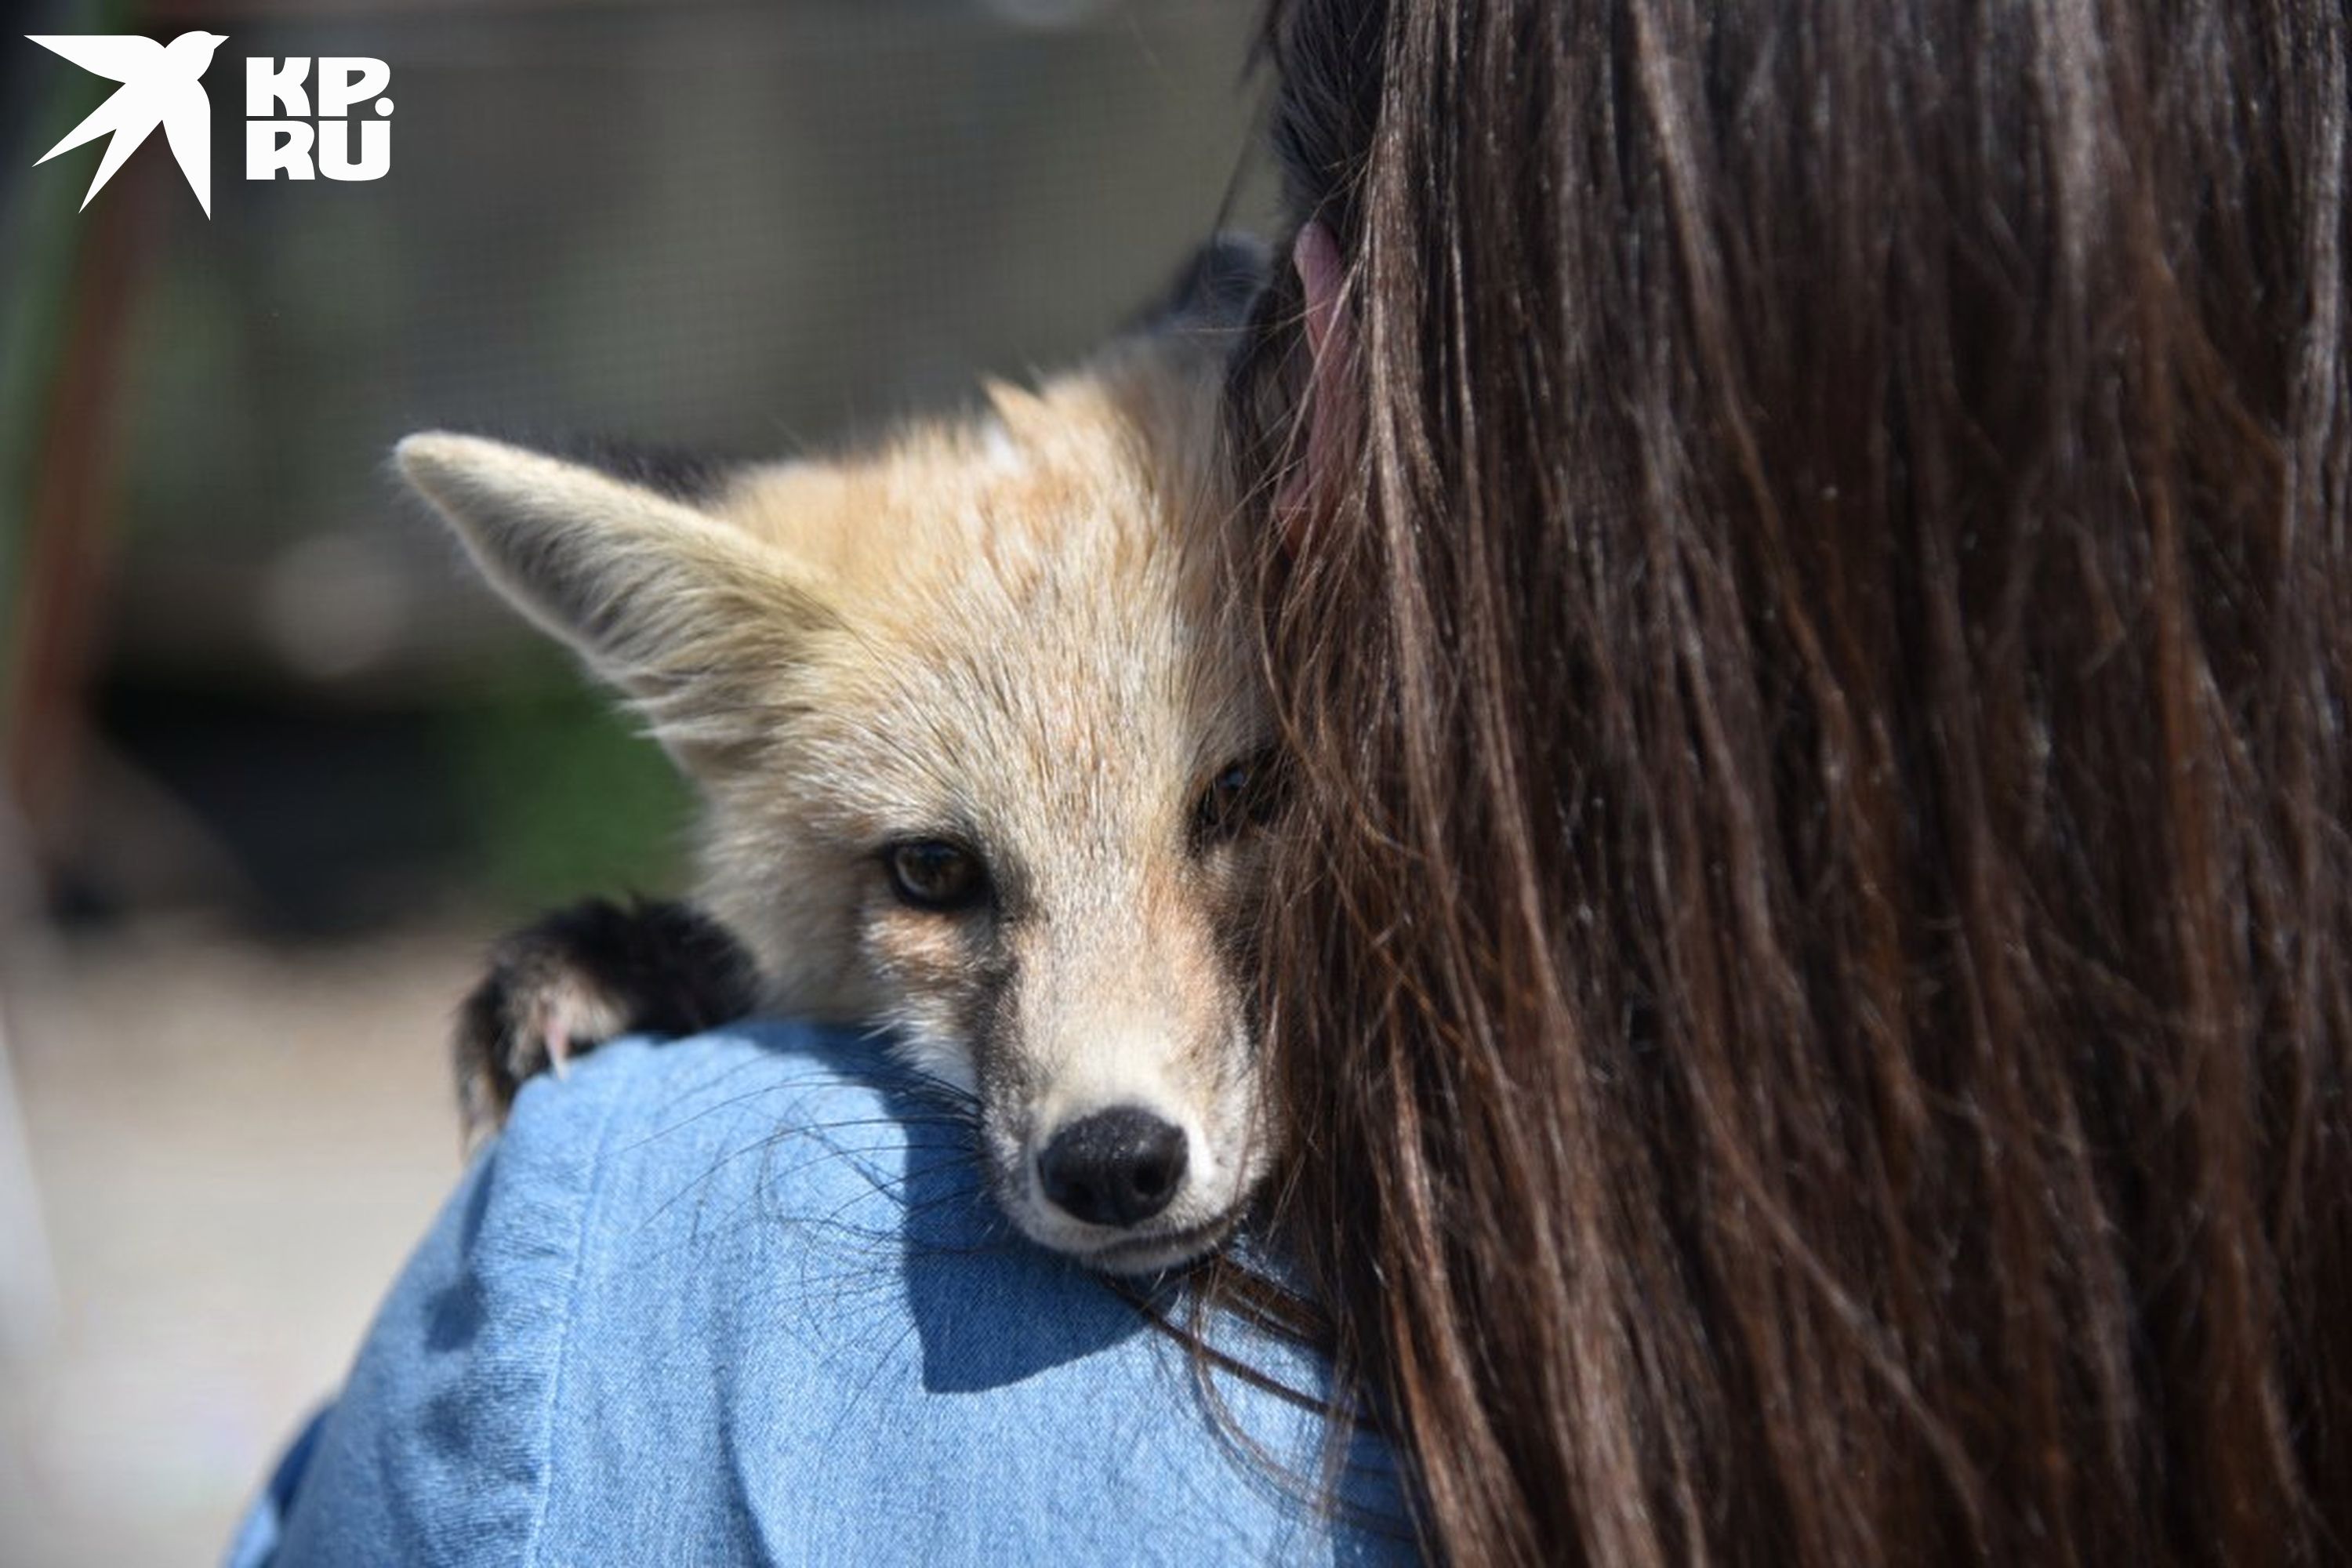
440 670 694 915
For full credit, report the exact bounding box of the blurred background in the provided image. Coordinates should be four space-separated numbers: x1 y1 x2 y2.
0 0 1271 1558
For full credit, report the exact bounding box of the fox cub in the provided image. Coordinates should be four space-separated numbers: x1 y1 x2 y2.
402 241 1277 1274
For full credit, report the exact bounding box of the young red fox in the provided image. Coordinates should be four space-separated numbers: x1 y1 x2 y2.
401 243 1279 1274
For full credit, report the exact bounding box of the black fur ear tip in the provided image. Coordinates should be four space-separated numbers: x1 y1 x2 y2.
1186 231 1275 310
1137 232 1274 337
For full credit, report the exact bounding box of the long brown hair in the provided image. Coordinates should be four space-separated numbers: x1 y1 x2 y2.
1236 1 2352 1561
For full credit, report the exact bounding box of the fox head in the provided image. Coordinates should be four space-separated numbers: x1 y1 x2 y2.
397 276 1276 1272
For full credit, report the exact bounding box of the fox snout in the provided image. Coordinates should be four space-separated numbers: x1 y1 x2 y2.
1036 1105 1189 1228
960 878 1269 1272
982 987 1269 1274
1004 1087 1254 1275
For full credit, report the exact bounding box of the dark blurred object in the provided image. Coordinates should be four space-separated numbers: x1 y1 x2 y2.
1 0 1269 936
2 0 144 925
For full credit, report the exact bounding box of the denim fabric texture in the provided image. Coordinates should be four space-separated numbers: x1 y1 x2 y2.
227 1022 1414 1566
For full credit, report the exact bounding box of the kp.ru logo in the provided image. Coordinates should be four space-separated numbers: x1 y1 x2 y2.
27 31 392 218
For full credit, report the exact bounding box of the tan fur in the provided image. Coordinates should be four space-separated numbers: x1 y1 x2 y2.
398 326 1272 1272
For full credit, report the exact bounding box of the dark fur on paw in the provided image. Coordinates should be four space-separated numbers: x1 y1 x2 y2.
454 897 759 1141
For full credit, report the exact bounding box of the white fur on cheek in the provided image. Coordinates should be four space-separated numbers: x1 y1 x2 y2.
877 1000 979 1096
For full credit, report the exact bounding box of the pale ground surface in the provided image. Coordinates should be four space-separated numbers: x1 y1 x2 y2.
0 916 483 1567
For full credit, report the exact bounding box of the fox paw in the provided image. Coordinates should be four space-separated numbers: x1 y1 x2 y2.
453 898 758 1142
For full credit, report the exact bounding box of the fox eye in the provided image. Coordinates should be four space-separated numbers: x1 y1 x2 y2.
884 840 989 912
1192 749 1283 846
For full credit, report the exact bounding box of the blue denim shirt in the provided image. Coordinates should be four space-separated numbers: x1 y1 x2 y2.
227 1022 1414 1566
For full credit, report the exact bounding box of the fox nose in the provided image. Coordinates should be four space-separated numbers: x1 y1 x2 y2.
1038 1107 1189 1228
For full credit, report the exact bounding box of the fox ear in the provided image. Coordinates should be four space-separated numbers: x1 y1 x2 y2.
397 431 833 765
1135 231 1270 336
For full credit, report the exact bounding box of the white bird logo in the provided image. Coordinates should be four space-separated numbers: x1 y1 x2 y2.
27 31 227 217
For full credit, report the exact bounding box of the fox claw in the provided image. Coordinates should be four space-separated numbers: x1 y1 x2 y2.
452 897 758 1144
